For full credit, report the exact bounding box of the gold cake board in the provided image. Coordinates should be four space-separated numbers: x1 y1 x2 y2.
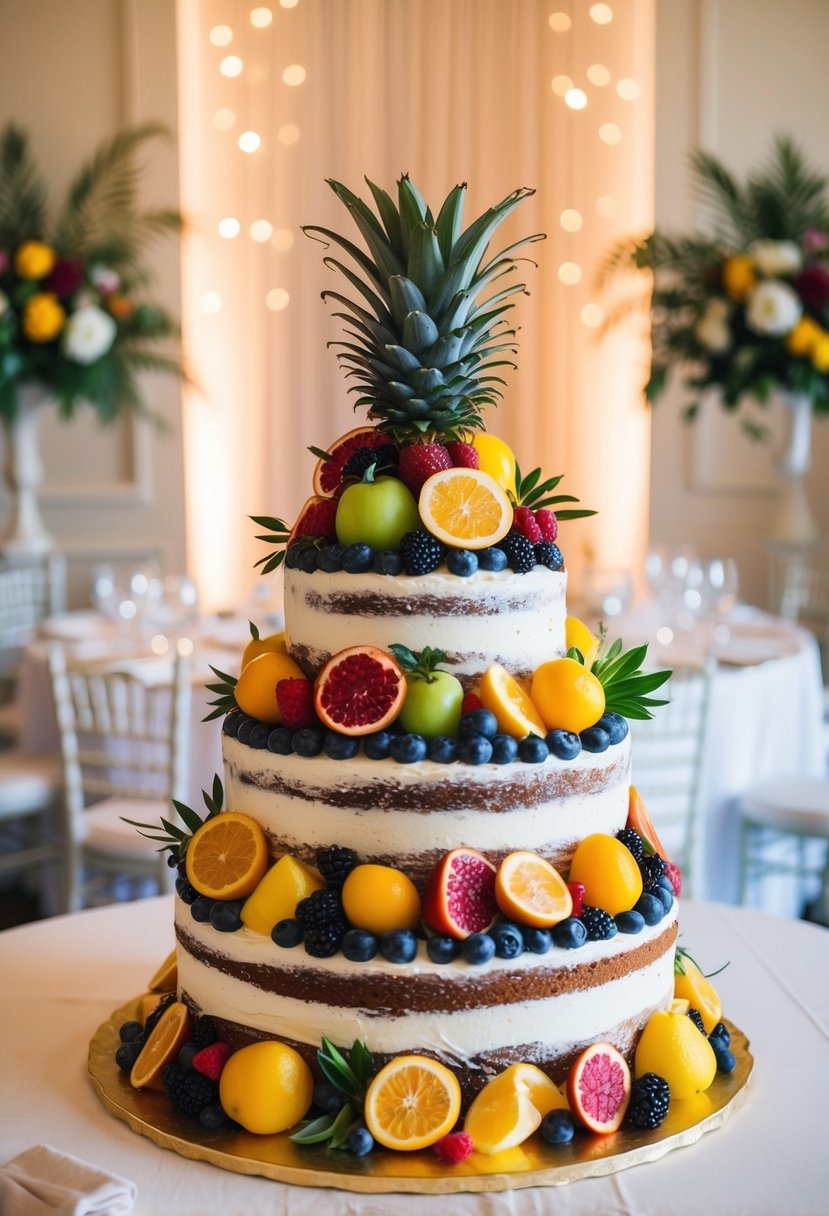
89 998 753 1194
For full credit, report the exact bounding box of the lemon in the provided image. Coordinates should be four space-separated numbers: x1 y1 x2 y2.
341 864 421 934
565 616 599 667
464 1063 565 1155
235 650 305 724
472 433 517 492
530 656 606 734
635 1010 717 1099
241 629 288 671
568 833 643 916
479 663 547 740
219 1041 313 1134
241 855 323 936
673 953 723 1033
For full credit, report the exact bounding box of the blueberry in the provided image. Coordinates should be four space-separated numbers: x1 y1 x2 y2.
191 894 215 923
341 543 373 573
477 546 508 572
222 711 243 738
656 874 675 896
580 725 610 753
447 548 479 577
176 876 198 904
179 1041 199 1071
598 711 629 745
461 932 496 965
115 1041 142 1072
284 543 304 569
271 918 304 948
490 922 524 959
653 884 674 913
428 736 458 764
236 716 258 745
546 729 582 761
374 549 403 576
317 543 345 573
248 722 272 749
522 926 553 954
713 1043 736 1074
552 917 588 949
427 935 459 964
292 727 324 757
267 727 294 755
324 731 360 760
210 900 244 932
297 546 319 573
457 735 493 765
314 1080 345 1115
118 1020 143 1043
709 1022 731 1048
199 1103 229 1130
634 893 665 926
389 733 428 763
615 910 645 934
540 1109 576 1145
347 1125 375 1157
167 850 179 869
363 730 393 760
519 734 548 763
490 733 519 764
380 929 418 964
342 928 379 962
459 709 499 740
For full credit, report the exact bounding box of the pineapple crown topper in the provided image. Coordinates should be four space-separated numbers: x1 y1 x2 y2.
569 625 672 720
303 175 545 444
121 773 225 863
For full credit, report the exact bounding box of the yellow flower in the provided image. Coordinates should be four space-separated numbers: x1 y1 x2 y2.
722 255 756 301
811 334 829 373
14 240 56 280
786 316 823 357
22 292 66 342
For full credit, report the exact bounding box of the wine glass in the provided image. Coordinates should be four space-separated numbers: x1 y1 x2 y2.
90 561 162 634
699 557 739 644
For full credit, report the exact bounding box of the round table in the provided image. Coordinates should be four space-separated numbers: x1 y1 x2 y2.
1 897 827 1215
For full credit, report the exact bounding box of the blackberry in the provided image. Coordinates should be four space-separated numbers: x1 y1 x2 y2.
317 845 358 890
639 854 668 892
626 1073 671 1129
295 888 347 931
162 1064 218 1117
192 1016 217 1050
304 924 346 958
499 531 536 573
687 1008 707 1035
616 828 644 862
533 541 564 571
143 993 176 1038
341 444 399 481
580 905 617 941
400 530 445 576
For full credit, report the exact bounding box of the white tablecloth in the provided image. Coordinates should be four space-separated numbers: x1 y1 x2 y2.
0 896 827 1214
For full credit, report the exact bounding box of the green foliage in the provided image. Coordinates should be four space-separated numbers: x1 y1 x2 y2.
511 464 596 520
289 1038 376 1149
121 773 224 863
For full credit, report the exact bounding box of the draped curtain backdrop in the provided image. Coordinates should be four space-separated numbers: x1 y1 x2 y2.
178 0 655 612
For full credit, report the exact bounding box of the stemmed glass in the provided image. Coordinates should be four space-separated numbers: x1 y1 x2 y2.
90 561 162 636
681 557 739 651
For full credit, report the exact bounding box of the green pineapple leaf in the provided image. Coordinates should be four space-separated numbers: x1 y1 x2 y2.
583 635 672 721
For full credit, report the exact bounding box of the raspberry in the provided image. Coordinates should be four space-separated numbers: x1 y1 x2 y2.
317 845 358 890
616 828 644 863
192 1040 232 1081
499 531 536 573
447 441 479 469
512 506 542 543
462 693 483 714
400 530 445 575
398 441 452 495
665 860 683 896
276 678 317 730
535 508 558 542
162 1064 218 1116
567 881 585 918
432 1131 475 1164
626 1073 671 1129
580 905 617 940
534 542 564 571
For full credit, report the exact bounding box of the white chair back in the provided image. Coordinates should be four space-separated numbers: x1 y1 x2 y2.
0 553 66 675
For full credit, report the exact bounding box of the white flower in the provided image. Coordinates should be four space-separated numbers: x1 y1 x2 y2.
748 239 802 276
705 298 730 323
90 264 121 295
0 288 9 317
62 305 117 364
694 299 731 352
745 280 803 336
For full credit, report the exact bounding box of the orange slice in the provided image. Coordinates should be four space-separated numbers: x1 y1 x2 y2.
147 948 177 993
495 851 573 927
130 1000 192 1090
185 812 269 900
479 663 547 739
364 1055 462 1151
418 468 512 550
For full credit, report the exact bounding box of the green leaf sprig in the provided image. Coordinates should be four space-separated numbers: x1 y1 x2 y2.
250 514 291 575
121 773 224 863
290 1038 376 1148
674 943 730 980
510 464 596 522
203 664 238 722
571 627 672 720
389 643 448 684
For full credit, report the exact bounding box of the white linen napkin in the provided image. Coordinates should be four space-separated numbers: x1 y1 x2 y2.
0 1145 136 1216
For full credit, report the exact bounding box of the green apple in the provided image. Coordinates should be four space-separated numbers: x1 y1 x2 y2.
399 670 464 738
335 467 420 551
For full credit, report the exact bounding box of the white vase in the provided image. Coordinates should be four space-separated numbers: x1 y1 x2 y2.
0 384 54 556
770 389 820 548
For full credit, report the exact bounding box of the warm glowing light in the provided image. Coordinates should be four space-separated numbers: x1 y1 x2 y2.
277 123 301 145
596 195 618 218
177 637 196 657
251 220 273 242
151 634 170 655
599 122 622 144
239 130 262 152
272 228 294 251
590 3 614 24
587 63 610 86
200 291 223 314
282 64 306 86
581 303 605 328
218 217 241 239
250 6 273 27
617 78 640 101
548 12 571 31
220 55 243 78
656 626 674 646
551 75 573 96
266 288 290 310
564 88 588 110
558 262 582 286
213 108 236 130
279 0 299 7
560 209 583 232
209 25 233 47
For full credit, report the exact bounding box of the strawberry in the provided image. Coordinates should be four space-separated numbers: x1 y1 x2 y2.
447 441 479 470
398 441 452 496
276 677 317 729
512 505 542 543
567 880 585 919
432 1131 475 1164
462 693 483 714
288 496 338 548
665 860 683 897
192 1040 232 1081
534 508 558 542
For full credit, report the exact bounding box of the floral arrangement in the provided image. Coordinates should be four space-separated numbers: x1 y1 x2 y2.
0 122 183 424
602 136 829 434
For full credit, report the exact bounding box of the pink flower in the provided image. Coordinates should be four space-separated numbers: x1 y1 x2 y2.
45 256 85 297
802 228 829 255
793 263 829 314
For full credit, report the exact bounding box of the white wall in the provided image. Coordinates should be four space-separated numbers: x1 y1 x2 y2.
0 0 186 606
653 0 829 607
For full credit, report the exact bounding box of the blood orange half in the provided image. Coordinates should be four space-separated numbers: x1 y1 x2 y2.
312 426 392 498
422 847 498 939
314 646 405 736
566 1042 631 1133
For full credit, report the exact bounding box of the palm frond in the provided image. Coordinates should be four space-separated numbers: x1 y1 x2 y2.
688 148 745 241
0 123 49 247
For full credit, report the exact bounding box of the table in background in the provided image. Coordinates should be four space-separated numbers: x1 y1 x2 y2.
1 896 827 1215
